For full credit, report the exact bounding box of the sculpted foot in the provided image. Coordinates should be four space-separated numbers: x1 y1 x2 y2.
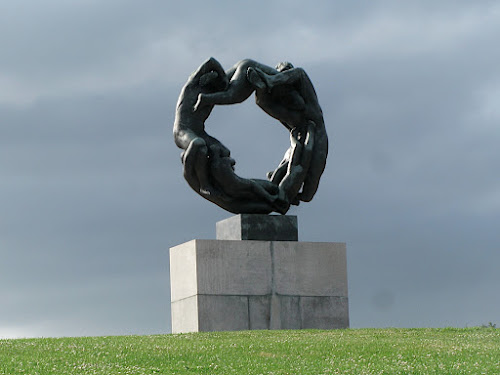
262 192 278 204
247 67 267 90
254 67 273 92
273 191 291 215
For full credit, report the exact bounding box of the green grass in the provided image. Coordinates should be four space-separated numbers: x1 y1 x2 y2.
1 328 499 374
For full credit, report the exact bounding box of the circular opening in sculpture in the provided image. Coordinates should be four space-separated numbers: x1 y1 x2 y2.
205 99 291 179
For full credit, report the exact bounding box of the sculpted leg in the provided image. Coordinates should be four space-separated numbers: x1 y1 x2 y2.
298 132 327 202
256 67 307 91
183 137 218 196
268 148 291 184
279 123 315 204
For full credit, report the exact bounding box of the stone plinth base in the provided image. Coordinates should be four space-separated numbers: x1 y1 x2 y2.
216 214 298 241
170 217 349 333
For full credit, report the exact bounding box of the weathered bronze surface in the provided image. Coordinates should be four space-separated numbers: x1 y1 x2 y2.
173 58 328 214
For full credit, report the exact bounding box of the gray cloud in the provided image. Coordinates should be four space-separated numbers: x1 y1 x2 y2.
1 1 500 338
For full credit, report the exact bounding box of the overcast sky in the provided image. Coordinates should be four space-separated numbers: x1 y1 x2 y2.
1 1 499 339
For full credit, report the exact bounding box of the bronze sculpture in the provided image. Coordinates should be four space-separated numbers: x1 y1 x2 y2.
173 58 328 214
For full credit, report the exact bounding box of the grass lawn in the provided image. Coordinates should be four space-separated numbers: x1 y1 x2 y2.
1 328 499 374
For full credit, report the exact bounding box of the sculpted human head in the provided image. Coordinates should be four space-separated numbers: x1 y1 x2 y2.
199 71 229 92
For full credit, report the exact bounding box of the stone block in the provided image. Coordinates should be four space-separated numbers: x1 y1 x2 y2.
249 296 271 330
169 238 349 332
195 240 272 296
171 296 198 334
169 240 198 302
216 214 298 241
277 296 301 330
273 241 348 297
300 296 350 329
170 240 272 301
198 295 249 332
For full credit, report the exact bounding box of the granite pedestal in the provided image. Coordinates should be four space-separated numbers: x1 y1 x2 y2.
169 214 349 333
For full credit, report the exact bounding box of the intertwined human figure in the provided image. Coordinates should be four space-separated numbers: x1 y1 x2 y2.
174 58 328 214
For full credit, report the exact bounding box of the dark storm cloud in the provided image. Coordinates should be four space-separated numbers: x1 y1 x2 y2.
1 1 500 337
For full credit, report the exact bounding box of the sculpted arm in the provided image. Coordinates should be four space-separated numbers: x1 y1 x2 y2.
194 59 278 110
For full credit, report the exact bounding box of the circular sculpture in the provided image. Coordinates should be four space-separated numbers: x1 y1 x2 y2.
173 58 328 215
